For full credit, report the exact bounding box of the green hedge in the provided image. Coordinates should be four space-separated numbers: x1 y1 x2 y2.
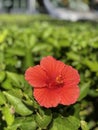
0 15 98 130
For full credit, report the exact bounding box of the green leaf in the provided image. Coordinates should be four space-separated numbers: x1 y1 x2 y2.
50 115 80 130
8 89 23 99
0 92 6 105
5 117 37 130
88 89 98 97
1 79 13 90
66 52 80 61
73 104 81 118
78 82 91 101
84 60 98 72
2 106 14 126
81 120 89 130
6 71 24 88
0 30 8 43
0 71 6 83
19 117 37 130
35 108 52 129
32 44 52 52
6 47 25 56
3 91 32 116
23 48 34 69
42 28 52 39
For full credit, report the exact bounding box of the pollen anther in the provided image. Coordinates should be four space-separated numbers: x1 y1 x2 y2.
56 75 63 84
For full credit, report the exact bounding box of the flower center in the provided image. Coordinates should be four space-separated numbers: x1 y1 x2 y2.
56 75 63 84
48 75 64 89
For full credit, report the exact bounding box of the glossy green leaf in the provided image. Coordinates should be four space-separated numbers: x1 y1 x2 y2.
1 79 13 90
5 117 37 130
3 91 32 116
35 109 52 129
8 89 23 99
2 106 14 126
0 92 6 105
50 115 80 130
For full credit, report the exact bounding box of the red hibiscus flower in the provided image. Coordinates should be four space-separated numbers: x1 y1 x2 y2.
25 56 80 108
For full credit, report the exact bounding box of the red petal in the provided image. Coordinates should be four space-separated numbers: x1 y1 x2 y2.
40 56 65 78
34 88 60 108
59 85 80 105
25 65 47 88
62 66 80 86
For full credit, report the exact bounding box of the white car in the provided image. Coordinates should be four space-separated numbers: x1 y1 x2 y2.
37 0 98 21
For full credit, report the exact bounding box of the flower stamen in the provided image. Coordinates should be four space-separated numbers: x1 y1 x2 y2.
56 75 63 85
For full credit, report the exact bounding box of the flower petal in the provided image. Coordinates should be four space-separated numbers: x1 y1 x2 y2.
62 66 80 86
40 56 65 78
59 85 80 105
34 88 60 108
25 65 47 88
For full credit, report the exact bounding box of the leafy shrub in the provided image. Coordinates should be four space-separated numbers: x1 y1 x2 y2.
0 15 98 130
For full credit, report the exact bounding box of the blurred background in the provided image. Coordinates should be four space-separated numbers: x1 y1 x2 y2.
0 0 98 20
0 1 98 130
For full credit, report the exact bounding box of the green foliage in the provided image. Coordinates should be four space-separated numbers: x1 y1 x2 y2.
5 117 37 130
81 120 89 130
50 115 80 130
34 109 52 129
3 91 33 116
2 105 14 126
0 15 98 130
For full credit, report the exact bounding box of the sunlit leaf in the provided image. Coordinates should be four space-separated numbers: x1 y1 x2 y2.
5 117 37 130
0 92 6 105
81 120 89 130
3 91 32 116
2 106 14 126
50 115 80 130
